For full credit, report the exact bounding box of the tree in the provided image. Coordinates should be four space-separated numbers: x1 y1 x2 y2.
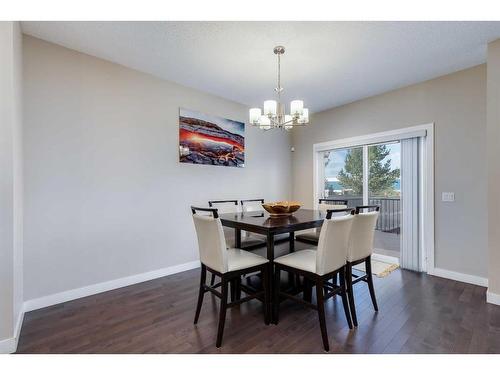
337 145 400 196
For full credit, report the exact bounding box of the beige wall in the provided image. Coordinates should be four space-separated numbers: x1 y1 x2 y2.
23 36 292 301
0 21 23 352
487 40 500 295
291 65 487 278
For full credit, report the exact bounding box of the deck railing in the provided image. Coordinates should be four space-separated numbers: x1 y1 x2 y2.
323 196 401 234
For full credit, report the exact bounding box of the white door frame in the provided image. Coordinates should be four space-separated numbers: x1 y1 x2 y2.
312 123 435 273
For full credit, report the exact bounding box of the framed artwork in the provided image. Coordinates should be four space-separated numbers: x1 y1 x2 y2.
179 108 245 167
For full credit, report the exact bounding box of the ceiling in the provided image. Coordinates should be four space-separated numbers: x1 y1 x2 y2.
21 21 500 113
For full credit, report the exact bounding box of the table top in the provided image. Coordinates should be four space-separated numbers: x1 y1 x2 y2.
219 208 326 235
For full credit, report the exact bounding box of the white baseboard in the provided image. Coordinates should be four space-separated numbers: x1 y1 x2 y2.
372 253 400 265
427 267 488 287
487 290 500 305
24 260 200 312
0 309 25 354
0 337 16 354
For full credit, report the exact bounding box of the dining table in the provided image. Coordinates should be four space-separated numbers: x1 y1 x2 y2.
219 208 327 321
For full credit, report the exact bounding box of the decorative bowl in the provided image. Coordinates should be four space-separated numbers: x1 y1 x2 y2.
262 201 302 216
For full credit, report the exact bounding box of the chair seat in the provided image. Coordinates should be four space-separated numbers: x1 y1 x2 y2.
295 232 319 243
227 248 268 272
274 249 317 274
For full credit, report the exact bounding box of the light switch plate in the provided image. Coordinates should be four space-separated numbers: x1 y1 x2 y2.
442 192 455 202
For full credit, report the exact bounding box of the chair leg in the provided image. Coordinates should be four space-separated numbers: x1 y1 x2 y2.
210 273 216 286
346 263 358 327
262 264 270 325
303 278 312 302
194 265 207 324
235 277 242 301
339 268 353 329
325 272 338 294
230 279 236 303
315 278 329 352
365 256 379 311
273 265 281 324
216 277 229 348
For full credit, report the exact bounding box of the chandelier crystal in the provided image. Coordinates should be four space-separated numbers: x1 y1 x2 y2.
249 46 309 131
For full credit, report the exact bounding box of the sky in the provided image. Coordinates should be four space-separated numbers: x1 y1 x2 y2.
180 108 245 136
324 142 401 181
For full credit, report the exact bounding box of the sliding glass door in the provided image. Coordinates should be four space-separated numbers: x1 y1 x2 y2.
320 141 403 262
315 126 431 273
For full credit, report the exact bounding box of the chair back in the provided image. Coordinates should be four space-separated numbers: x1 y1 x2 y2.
208 200 240 214
316 200 349 235
316 213 354 275
241 199 264 212
347 210 379 262
318 198 347 209
355 205 380 214
191 207 228 273
318 198 348 213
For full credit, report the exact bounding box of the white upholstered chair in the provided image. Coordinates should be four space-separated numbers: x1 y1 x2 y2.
191 206 270 348
239 199 267 247
273 209 355 351
240 198 264 213
208 200 240 247
295 199 348 245
207 200 241 286
345 206 380 327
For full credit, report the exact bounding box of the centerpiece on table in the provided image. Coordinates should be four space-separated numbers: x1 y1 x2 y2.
262 201 301 217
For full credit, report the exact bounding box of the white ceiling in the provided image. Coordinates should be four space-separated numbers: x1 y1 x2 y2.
21 21 500 113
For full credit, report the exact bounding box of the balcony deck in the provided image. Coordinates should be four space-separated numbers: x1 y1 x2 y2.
374 230 400 260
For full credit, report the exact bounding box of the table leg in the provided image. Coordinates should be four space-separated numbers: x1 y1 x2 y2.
288 232 296 287
266 233 275 261
235 228 241 248
266 233 276 323
234 229 242 301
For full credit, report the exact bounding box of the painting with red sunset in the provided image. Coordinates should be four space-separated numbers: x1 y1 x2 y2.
179 108 245 167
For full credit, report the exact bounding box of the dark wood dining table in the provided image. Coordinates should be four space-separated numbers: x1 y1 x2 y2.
219 208 326 321
219 208 326 260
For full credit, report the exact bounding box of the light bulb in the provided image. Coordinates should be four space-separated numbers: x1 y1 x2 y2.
290 100 304 116
263 100 277 116
259 115 271 130
249 108 261 124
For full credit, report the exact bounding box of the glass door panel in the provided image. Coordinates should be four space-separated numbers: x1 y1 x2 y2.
322 147 364 208
368 142 401 260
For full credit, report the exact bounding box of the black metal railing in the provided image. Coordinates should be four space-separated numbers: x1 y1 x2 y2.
322 196 401 234
369 197 401 234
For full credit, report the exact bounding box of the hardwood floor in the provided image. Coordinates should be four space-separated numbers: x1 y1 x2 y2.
16 253 500 353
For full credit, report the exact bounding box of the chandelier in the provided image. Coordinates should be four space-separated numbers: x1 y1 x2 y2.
249 46 309 131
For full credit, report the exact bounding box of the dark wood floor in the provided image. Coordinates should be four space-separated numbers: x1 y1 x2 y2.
16 255 500 353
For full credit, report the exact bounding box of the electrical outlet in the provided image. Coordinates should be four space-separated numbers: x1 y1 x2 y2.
442 192 455 202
